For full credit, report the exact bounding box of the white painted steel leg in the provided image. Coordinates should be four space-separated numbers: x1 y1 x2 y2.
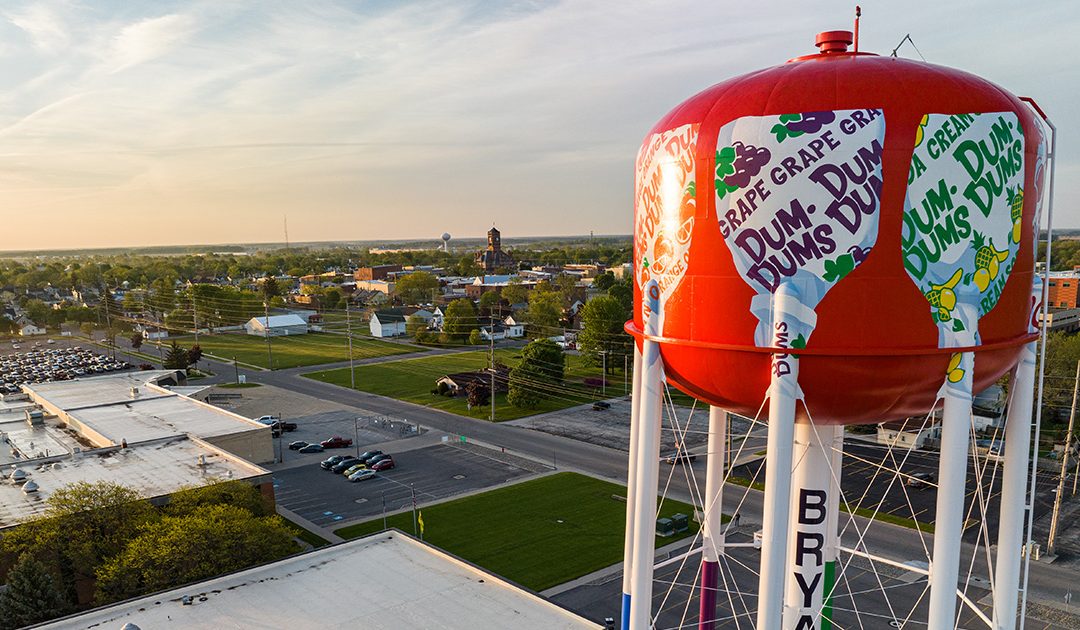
629 282 665 630
699 406 727 629
621 346 644 630
783 420 836 630
993 341 1037 630
703 406 728 562
822 424 844 629
757 288 801 630
928 351 974 629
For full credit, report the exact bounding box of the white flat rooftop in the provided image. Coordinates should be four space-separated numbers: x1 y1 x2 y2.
0 436 268 529
43 532 599 630
25 371 268 446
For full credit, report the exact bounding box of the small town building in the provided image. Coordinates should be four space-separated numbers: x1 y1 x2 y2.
435 367 510 395
370 309 407 337
244 314 309 337
475 227 515 272
1040 307 1080 333
354 264 403 281
17 319 45 336
875 418 940 449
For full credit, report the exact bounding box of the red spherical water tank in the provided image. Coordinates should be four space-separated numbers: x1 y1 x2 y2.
629 32 1048 425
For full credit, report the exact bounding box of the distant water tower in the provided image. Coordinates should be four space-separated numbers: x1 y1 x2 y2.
441 232 452 252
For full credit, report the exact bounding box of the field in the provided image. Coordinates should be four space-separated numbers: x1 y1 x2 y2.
334 472 701 591
303 348 630 421
166 331 420 369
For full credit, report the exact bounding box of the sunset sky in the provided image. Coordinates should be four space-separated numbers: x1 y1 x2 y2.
0 0 1074 250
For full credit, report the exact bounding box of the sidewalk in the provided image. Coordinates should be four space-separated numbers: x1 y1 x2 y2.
276 505 345 544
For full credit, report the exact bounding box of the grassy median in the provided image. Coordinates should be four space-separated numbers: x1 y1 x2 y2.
334 472 700 591
167 331 419 369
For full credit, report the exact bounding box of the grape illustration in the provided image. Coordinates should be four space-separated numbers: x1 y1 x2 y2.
770 111 838 142
722 142 772 188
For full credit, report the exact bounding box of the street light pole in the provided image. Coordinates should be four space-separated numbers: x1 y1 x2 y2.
489 316 495 422
600 350 607 397
233 356 239 385
353 417 360 458
346 300 355 389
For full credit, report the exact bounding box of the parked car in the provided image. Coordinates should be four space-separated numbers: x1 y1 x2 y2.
288 441 309 450
356 450 384 464
321 436 353 449
592 401 611 410
321 455 348 470
298 443 325 454
365 454 391 467
664 451 698 465
278 421 298 432
348 469 377 482
342 464 368 477
906 472 936 488
370 457 395 472
255 416 277 425
331 458 364 474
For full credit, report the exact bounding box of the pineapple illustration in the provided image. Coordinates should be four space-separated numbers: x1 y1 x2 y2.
1008 187 1025 244
946 352 965 383
925 268 963 322
971 231 1010 292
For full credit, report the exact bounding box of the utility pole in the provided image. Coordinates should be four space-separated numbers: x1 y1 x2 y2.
411 484 418 537
353 417 360 458
102 284 116 360
1049 360 1080 555
600 350 607 397
346 300 355 389
490 315 495 422
233 356 239 385
191 289 199 346
263 301 273 369
624 354 628 395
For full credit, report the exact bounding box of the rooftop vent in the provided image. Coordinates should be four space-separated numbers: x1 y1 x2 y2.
22 480 39 494
10 468 28 483
129 386 140 399
24 409 44 427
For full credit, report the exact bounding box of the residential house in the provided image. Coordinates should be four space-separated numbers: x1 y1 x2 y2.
244 314 309 337
435 366 510 395
480 316 525 341
17 319 45 337
370 309 407 337
875 418 940 449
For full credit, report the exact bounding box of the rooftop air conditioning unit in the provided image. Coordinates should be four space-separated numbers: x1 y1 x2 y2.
24 409 43 427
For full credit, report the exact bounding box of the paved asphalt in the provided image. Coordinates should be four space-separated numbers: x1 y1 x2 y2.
273 443 538 527
98 334 1080 618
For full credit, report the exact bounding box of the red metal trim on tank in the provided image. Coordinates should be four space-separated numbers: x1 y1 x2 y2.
624 321 1038 357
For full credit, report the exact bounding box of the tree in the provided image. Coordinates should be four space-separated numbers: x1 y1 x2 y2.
260 276 280 305
526 291 562 338
502 278 529 306
508 339 564 409
466 381 490 409
554 274 580 307
478 291 503 316
24 299 49 327
396 271 439 304
0 554 72 629
577 295 630 372
79 322 94 337
188 344 203 365
594 271 616 291
167 480 270 517
95 505 297 603
406 314 428 338
607 276 633 313
443 298 477 342
163 342 189 370
468 329 483 345
129 332 143 350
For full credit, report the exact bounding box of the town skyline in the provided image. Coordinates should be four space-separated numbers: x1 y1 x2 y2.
1 0 1075 250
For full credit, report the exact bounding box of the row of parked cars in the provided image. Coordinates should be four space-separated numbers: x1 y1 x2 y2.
286 435 353 453
320 451 396 481
1 346 129 392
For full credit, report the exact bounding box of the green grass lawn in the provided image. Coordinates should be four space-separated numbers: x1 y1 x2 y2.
304 348 631 421
165 331 420 369
335 472 700 591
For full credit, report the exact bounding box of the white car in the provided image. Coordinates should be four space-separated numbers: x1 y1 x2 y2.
255 415 276 425
348 469 376 482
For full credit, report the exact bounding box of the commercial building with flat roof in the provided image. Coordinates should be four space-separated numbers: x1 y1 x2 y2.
41 532 599 630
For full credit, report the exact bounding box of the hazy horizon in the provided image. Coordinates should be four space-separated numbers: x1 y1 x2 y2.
2 1 1075 250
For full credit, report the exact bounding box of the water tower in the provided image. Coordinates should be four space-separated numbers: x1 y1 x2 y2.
622 28 1055 630
441 232 452 252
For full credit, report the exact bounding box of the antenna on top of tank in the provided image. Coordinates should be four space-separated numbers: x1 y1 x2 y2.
891 33 927 61
854 6 861 53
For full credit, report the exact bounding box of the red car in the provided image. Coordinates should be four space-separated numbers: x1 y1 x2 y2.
370 456 395 472
320 436 353 449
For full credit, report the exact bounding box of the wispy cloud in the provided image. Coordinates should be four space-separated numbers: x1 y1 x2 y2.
0 0 1074 249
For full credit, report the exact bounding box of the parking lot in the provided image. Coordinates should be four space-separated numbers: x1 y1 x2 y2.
272 443 545 528
0 341 130 392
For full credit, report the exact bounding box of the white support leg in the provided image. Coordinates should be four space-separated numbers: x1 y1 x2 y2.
822 424 844 629
993 342 1037 630
699 406 727 629
783 420 836 630
757 288 801 630
629 283 665 630
621 346 644 630
928 351 974 629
